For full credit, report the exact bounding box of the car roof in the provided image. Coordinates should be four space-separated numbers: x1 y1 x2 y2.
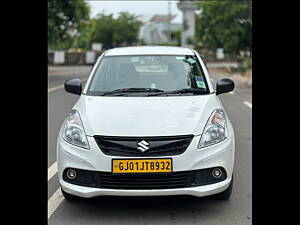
104 46 195 56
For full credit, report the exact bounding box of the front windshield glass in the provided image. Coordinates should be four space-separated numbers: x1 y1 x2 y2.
86 55 209 96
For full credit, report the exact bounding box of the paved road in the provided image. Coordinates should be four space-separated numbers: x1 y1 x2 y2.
48 65 252 225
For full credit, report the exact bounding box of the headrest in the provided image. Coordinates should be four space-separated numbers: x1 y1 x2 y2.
118 63 138 80
168 62 185 76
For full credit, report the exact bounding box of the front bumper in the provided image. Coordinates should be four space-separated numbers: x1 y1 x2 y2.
57 134 235 198
61 177 232 198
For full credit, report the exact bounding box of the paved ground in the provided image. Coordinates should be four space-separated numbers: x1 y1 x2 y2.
48 65 252 225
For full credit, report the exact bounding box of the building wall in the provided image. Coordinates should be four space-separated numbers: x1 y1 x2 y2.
139 21 182 45
181 10 195 48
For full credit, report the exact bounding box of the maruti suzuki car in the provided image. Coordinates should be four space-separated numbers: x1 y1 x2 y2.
57 46 235 201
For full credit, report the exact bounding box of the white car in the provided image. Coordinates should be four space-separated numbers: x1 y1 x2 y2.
57 46 235 201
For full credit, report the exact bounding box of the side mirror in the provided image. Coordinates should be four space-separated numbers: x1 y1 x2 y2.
64 79 82 95
216 78 234 95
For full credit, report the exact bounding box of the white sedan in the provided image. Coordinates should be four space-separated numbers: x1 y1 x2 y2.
57 46 235 201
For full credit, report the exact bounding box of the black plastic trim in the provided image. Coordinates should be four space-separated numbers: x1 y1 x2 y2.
62 167 227 190
94 135 194 157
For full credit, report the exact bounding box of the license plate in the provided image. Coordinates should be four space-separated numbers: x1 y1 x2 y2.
112 158 172 173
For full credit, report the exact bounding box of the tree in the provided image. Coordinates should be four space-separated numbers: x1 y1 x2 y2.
48 0 90 50
90 12 143 49
72 20 96 50
196 1 252 56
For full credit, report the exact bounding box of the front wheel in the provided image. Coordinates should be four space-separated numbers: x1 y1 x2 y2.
213 177 233 200
61 188 79 201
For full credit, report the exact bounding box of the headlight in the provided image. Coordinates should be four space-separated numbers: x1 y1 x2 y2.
62 109 89 149
198 109 227 148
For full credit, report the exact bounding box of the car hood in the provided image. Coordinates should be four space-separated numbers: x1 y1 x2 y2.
75 95 221 137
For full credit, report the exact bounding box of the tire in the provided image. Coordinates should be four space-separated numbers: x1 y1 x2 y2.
213 177 233 200
61 188 79 201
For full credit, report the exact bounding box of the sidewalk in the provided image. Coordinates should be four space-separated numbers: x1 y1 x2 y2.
209 67 252 89
48 65 92 76
207 62 238 68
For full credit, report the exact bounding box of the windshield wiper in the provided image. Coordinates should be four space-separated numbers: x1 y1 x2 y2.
146 88 207 96
102 88 164 96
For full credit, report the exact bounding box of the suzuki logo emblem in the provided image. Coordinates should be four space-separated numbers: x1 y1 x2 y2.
137 140 150 152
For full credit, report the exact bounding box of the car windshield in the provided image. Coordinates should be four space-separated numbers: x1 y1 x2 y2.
86 55 210 96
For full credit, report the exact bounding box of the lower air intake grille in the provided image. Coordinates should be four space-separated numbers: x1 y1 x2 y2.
63 167 227 190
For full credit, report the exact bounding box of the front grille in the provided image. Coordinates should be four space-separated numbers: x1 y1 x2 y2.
94 135 194 156
63 167 227 190
96 172 192 189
